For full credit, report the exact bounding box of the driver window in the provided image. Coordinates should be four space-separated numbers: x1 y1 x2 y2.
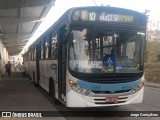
51 33 57 59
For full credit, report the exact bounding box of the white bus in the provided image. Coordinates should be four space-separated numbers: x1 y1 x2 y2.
23 6 147 107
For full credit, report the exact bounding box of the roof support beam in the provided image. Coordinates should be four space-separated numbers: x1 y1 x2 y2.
7 49 21 55
6 44 26 47
0 17 43 25
17 8 23 35
4 32 32 37
30 5 51 36
0 0 55 9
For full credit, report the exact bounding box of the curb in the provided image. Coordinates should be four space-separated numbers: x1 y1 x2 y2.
145 84 160 89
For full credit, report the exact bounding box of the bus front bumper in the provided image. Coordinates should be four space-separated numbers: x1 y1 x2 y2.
66 87 144 107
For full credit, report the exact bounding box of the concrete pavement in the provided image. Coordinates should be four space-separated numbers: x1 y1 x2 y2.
0 72 56 111
0 72 66 120
145 82 160 89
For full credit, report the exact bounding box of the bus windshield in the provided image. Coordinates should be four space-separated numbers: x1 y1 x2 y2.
69 28 145 74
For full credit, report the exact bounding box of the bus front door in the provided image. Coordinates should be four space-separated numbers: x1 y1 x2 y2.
58 41 67 102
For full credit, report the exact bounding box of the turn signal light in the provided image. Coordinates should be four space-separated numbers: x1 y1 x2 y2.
68 79 91 96
69 79 77 89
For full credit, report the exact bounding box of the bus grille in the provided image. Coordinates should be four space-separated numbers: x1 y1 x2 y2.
95 101 126 104
94 97 128 104
91 89 131 94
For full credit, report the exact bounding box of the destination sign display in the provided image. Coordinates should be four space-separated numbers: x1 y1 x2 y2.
72 10 134 23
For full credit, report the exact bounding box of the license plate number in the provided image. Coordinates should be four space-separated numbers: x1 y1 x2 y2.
105 96 118 103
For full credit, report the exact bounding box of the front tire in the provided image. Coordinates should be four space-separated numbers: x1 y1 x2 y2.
49 80 59 104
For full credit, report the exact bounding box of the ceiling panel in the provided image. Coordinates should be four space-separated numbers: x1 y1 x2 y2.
3 24 17 32
22 7 44 17
19 23 36 32
0 0 56 55
0 9 18 17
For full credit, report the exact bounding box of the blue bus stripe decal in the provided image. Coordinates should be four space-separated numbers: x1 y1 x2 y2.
77 79 141 93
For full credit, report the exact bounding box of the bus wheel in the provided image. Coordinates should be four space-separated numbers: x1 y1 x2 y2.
49 80 59 104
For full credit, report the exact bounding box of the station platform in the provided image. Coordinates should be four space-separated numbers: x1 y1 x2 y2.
0 71 56 111
1 71 27 81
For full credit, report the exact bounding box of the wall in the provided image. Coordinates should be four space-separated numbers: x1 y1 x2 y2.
0 40 9 73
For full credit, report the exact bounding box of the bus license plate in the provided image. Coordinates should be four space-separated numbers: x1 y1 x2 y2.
105 96 118 103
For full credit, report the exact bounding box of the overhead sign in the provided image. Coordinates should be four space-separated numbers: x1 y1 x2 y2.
72 10 134 23
99 13 133 22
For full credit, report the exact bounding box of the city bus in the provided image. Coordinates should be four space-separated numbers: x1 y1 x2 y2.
23 6 147 107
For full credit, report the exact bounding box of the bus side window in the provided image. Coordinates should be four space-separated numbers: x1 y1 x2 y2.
28 52 30 61
34 46 36 60
41 41 44 59
45 37 49 59
51 33 57 59
30 49 32 60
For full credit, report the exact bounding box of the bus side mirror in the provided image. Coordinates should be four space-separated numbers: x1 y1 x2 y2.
51 64 57 70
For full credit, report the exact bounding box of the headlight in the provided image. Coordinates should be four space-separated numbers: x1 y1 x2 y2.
131 86 142 94
132 89 136 93
85 90 90 95
68 79 91 96
69 79 77 89
77 87 83 93
131 77 145 94
136 86 141 91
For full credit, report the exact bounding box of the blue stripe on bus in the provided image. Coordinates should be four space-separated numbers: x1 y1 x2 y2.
77 79 141 93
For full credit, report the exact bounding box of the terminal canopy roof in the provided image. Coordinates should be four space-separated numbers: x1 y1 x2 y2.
0 0 56 55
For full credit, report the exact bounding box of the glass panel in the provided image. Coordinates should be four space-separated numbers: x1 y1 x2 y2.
69 29 114 73
29 52 32 61
32 51 34 60
51 34 57 59
115 34 143 73
28 53 31 61
34 47 36 60
41 42 44 59
45 41 49 59
69 28 144 74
